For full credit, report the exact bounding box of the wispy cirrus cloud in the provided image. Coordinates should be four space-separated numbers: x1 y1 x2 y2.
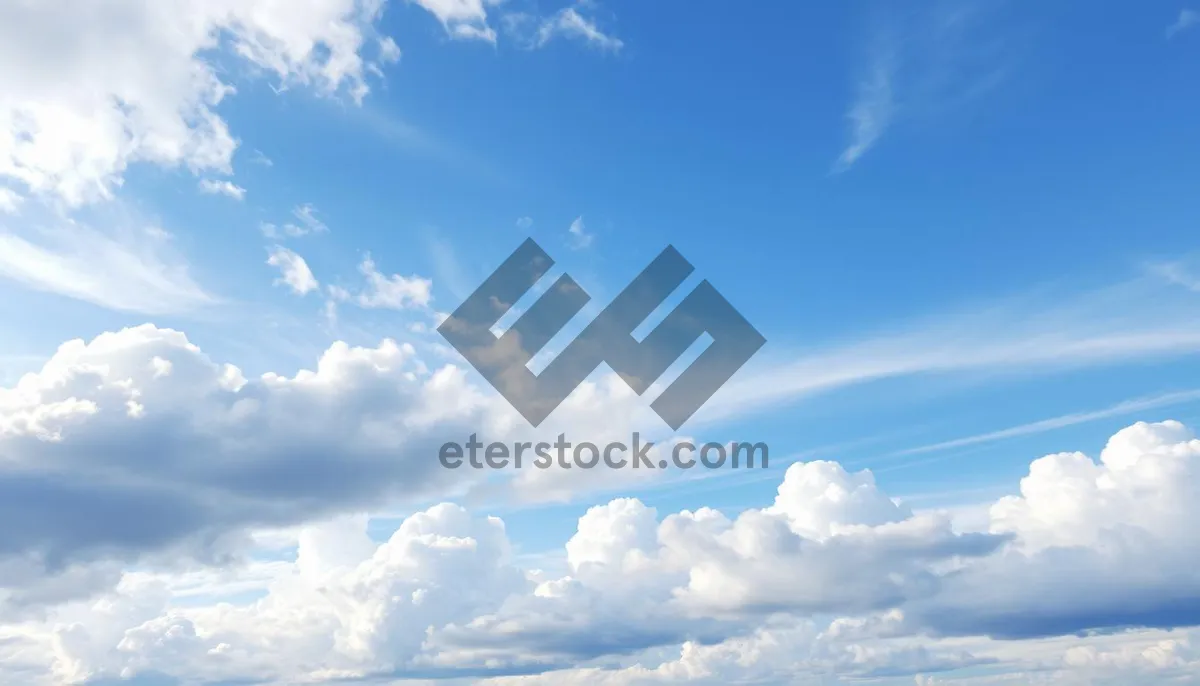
834 2 1014 173
408 0 622 51
197 179 246 200
1167 9 1200 38
884 388 1200 461
502 3 623 53
0 204 216 315
834 44 897 172
699 268 1200 426
535 6 623 52
261 203 329 239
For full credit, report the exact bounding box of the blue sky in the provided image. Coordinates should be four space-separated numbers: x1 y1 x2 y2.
10 0 1200 534
4 1 1200 684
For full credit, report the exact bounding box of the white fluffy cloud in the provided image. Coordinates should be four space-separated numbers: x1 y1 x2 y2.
329 253 434 309
0 0 397 208
0 325 495 610
0 0 398 315
0 187 21 214
6 322 1200 685
412 0 503 42
908 420 1200 640
267 245 320 295
0 323 675 613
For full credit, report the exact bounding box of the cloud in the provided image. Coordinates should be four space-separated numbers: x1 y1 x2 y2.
501 4 623 53
247 149 274 167
0 0 401 314
0 188 22 214
567 215 593 249
535 7 624 52
332 253 434 309
908 421 1200 640
834 3 1012 172
0 209 215 315
262 203 330 239
699 271 1200 426
408 0 623 51
10 417 1200 683
516 216 533 230
1151 260 1200 290
196 179 246 201
0 325 493 609
834 47 896 172
0 0 395 208
884 388 1200 461
378 35 402 64
410 0 501 42
1168 9 1200 38
266 246 320 295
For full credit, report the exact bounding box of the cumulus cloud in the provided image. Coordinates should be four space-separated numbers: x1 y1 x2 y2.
266 245 320 295
0 325 494 610
0 0 398 208
0 0 405 313
0 323 673 614
909 420 1200 640
0 187 21 214
6 321 1200 685
411 0 503 42
331 253 434 309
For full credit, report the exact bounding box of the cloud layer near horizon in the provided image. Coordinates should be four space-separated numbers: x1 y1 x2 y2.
3 325 1200 684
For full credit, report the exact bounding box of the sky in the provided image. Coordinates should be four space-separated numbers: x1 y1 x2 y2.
3 0 1200 684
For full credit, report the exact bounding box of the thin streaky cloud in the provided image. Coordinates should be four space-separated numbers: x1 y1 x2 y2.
1167 9 1200 38
537 8 623 52
834 51 896 173
352 106 518 190
1149 260 1200 291
695 272 1200 427
0 210 216 315
885 388 1200 459
248 149 273 166
833 2 1013 173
